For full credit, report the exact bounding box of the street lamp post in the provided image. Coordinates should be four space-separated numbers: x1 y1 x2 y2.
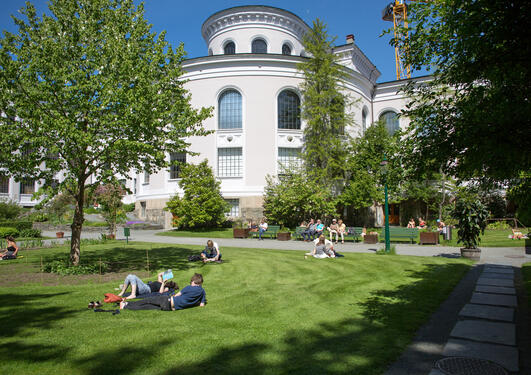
380 157 391 253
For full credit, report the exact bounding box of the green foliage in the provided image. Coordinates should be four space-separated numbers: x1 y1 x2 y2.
45 194 74 224
0 227 20 238
19 228 41 238
0 221 33 232
298 19 353 183
123 203 136 213
0 0 212 265
165 161 229 229
394 0 530 182
0 199 22 220
263 172 337 228
43 259 108 275
479 191 507 219
486 221 511 230
507 172 531 226
28 212 49 222
83 207 100 214
452 194 489 249
94 182 126 235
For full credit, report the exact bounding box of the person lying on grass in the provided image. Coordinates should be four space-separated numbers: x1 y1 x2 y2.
0 236 19 260
117 272 178 300
201 240 222 263
120 273 206 311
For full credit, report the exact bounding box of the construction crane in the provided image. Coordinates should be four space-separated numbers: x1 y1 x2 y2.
382 1 428 80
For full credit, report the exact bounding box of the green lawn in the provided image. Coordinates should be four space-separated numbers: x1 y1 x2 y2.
0 242 471 375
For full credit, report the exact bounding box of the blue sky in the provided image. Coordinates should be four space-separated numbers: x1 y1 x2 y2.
0 0 411 82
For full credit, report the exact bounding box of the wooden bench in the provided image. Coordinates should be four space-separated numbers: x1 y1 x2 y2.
384 227 419 244
343 227 364 242
251 225 280 239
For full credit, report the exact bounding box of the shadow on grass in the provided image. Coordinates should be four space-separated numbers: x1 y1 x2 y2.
0 341 70 364
75 262 470 375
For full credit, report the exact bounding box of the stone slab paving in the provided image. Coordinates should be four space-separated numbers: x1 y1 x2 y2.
480 272 514 280
470 292 517 307
450 320 515 346
459 303 514 322
476 277 514 287
442 338 519 372
475 285 516 295
483 267 514 275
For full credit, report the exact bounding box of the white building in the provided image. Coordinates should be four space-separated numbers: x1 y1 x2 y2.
0 6 419 227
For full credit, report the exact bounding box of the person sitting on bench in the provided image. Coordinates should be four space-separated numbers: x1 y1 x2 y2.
117 272 177 300
201 240 222 263
120 273 206 311
0 236 19 260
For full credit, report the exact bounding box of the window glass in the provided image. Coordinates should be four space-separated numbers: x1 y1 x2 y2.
252 39 267 53
20 179 35 194
218 148 242 177
379 111 400 135
282 44 292 55
143 170 150 184
362 108 368 134
219 90 242 129
0 175 9 194
278 90 301 129
225 199 239 217
224 42 235 55
278 148 302 172
169 152 186 179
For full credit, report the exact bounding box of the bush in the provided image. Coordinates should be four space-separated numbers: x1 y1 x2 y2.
83 207 100 214
0 199 22 220
452 195 489 249
486 221 511 230
0 227 20 238
42 259 108 275
123 203 135 212
30 212 49 222
19 228 42 238
0 221 33 231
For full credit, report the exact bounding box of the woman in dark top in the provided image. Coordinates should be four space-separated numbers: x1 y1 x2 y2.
1 236 19 260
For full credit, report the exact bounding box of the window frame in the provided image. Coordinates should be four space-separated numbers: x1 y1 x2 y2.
218 89 242 130
251 38 267 54
277 89 301 130
169 152 186 180
217 147 243 178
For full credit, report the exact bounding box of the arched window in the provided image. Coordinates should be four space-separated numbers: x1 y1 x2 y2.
282 44 292 55
208 48 213 56
379 111 400 135
218 90 242 129
252 39 267 54
362 108 368 133
278 90 301 130
224 42 235 55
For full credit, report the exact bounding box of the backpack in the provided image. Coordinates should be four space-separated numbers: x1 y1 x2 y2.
188 254 202 262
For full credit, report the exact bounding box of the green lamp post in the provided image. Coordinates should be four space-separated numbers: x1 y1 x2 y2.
380 156 391 253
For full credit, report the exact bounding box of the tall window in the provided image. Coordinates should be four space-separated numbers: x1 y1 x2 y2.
282 44 292 55
0 175 9 194
169 152 186 179
143 170 150 184
362 108 368 134
252 39 267 53
278 148 302 172
379 111 400 135
224 41 235 55
278 90 301 129
218 148 242 177
20 179 35 194
218 90 242 129
225 199 239 217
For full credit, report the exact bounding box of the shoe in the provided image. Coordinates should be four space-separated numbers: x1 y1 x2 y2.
88 301 95 309
94 301 102 308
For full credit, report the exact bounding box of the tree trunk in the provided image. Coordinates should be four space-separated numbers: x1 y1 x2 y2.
69 179 85 266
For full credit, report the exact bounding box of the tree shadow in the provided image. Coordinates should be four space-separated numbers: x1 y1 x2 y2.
0 341 70 364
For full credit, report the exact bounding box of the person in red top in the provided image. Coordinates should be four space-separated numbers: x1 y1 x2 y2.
418 217 427 229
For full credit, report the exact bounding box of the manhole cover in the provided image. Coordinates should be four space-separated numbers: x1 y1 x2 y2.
504 255 525 258
435 357 508 375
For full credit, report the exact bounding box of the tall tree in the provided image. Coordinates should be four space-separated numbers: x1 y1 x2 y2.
393 0 530 182
0 0 211 265
298 19 353 184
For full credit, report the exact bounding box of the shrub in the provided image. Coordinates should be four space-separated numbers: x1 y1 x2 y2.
0 227 20 238
123 203 135 212
19 228 42 238
0 221 33 231
486 221 511 230
30 212 49 222
42 259 108 275
452 195 489 249
0 199 22 220
83 207 100 214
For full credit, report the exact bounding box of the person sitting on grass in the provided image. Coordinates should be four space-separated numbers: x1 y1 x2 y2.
201 240 222 263
120 273 206 311
117 272 178 300
0 236 19 260
305 235 335 259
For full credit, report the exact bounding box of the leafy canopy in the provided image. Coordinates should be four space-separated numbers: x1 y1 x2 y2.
165 161 229 229
394 0 530 182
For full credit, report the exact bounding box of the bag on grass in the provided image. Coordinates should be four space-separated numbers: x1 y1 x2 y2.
188 254 202 262
104 293 123 303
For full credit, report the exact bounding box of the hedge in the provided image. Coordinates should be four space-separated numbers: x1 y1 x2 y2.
0 221 33 231
0 227 20 238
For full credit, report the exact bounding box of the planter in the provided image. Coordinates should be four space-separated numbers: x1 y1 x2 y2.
56 231 64 238
364 234 378 244
460 247 481 260
233 228 250 239
277 232 291 241
419 231 439 245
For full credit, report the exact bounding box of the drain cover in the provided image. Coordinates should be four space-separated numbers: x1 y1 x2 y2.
435 357 508 375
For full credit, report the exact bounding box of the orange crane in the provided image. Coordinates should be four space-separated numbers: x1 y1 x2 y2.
382 0 428 80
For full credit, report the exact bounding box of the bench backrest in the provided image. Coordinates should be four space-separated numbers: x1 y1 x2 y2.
267 225 281 232
295 226 306 234
346 227 364 235
388 227 418 237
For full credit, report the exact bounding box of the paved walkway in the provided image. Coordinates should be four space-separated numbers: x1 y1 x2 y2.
43 229 530 374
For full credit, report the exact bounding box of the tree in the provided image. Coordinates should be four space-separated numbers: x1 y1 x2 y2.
165 161 229 229
0 0 211 265
263 172 337 228
393 0 530 182
94 181 126 237
298 19 353 184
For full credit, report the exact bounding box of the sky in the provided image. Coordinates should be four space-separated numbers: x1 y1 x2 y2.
0 0 411 83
